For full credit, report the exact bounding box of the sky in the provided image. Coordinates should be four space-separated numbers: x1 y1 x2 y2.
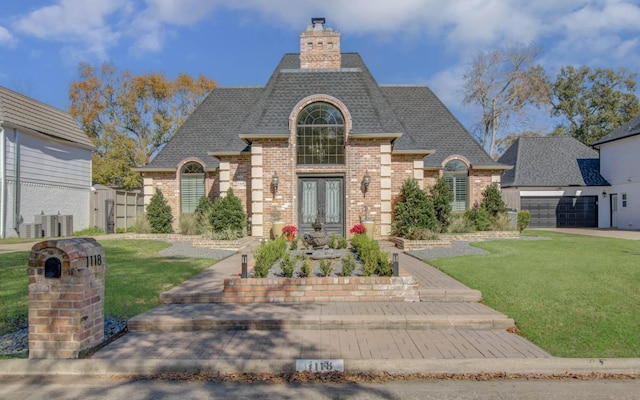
1 0 639 138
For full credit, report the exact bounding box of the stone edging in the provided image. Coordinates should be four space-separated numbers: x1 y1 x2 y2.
392 231 520 250
123 233 253 250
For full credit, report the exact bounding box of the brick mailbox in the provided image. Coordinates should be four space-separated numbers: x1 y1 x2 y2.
27 238 107 359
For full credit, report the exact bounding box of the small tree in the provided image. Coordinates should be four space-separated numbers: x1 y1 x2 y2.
430 177 454 232
392 179 437 238
209 188 247 235
480 183 507 218
146 188 173 233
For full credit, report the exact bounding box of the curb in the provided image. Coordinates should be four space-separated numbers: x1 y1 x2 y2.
1 358 639 377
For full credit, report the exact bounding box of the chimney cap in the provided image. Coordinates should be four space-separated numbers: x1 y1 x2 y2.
311 17 326 26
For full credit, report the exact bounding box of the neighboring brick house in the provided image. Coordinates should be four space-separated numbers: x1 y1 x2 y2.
0 86 96 238
592 114 640 229
498 136 609 228
136 18 508 238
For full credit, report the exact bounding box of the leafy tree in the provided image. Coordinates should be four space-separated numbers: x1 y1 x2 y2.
146 188 173 233
209 189 247 235
548 66 640 145
69 62 216 189
462 44 548 157
430 177 453 232
480 183 507 218
392 179 437 238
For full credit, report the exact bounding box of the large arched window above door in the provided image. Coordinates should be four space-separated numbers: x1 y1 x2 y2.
181 162 204 214
444 159 468 212
296 102 345 165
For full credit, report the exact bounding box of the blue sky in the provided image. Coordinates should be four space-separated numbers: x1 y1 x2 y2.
1 0 639 137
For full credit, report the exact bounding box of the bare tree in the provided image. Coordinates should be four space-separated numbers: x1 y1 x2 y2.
462 44 548 157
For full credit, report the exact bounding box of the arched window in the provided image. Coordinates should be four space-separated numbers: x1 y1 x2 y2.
444 159 468 211
181 162 204 214
297 102 345 165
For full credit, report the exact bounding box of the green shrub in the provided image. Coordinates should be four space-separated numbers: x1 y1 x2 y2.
340 254 356 277
392 179 437 238
193 196 214 234
405 227 439 240
146 188 174 233
361 257 377 276
447 213 475 233
464 207 492 231
328 234 338 249
280 253 296 278
375 252 393 277
204 227 245 240
518 210 531 232
480 183 507 218
289 238 299 251
492 212 514 231
252 237 287 278
319 260 334 277
131 215 152 234
210 189 247 236
300 258 312 278
430 177 453 232
337 235 348 249
179 213 199 235
73 226 105 237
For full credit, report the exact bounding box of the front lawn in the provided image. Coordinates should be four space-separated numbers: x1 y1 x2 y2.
0 240 217 336
427 230 640 358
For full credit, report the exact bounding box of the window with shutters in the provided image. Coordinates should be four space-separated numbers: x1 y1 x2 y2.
181 162 204 214
444 159 468 211
297 102 345 165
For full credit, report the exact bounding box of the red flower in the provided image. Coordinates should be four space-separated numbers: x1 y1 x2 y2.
349 224 366 234
282 225 298 240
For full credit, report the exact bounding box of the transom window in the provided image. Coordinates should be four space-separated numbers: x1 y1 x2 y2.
444 159 468 211
297 102 345 165
181 162 204 214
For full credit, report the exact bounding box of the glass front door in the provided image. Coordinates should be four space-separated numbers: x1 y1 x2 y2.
298 177 344 236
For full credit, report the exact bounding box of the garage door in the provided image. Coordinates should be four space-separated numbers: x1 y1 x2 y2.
521 196 598 228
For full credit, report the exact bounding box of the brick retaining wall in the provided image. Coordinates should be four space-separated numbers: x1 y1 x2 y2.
392 231 520 250
223 275 420 303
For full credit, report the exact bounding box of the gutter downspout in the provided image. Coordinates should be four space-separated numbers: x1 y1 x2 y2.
0 124 5 238
13 128 19 234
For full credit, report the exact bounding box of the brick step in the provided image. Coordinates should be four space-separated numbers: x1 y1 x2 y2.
159 287 482 304
128 302 514 332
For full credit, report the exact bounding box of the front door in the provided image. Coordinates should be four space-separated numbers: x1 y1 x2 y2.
298 177 344 237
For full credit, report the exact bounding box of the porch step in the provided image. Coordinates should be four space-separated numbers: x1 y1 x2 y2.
128 302 514 332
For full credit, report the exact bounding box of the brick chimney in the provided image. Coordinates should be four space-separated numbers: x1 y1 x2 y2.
300 17 341 69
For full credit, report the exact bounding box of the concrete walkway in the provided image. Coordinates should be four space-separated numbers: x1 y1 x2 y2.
91 239 552 364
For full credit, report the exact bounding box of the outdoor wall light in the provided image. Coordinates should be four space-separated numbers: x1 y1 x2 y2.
271 173 279 194
362 171 371 195
602 191 607 198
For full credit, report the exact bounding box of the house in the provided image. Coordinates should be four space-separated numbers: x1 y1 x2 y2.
592 114 640 229
0 86 95 238
136 18 508 238
498 136 609 228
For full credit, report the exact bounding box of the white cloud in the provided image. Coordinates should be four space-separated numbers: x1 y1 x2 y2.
0 25 17 47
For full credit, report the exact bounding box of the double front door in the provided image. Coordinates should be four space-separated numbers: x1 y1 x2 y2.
298 177 344 237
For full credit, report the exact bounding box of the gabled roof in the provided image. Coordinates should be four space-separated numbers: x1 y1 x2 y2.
498 136 609 187
592 114 640 147
144 52 506 171
0 86 95 149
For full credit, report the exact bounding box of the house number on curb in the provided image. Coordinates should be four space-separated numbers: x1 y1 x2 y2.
295 359 344 373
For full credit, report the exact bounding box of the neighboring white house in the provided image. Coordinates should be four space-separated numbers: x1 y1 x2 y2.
498 136 609 228
0 86 95 238
593 114 640 229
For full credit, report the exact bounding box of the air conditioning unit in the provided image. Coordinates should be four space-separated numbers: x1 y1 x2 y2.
39 215 59 238
59 215 74 237
19 223 43 239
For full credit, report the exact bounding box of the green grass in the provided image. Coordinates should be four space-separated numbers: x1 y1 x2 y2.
428 230 640 358
0 240 217 336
